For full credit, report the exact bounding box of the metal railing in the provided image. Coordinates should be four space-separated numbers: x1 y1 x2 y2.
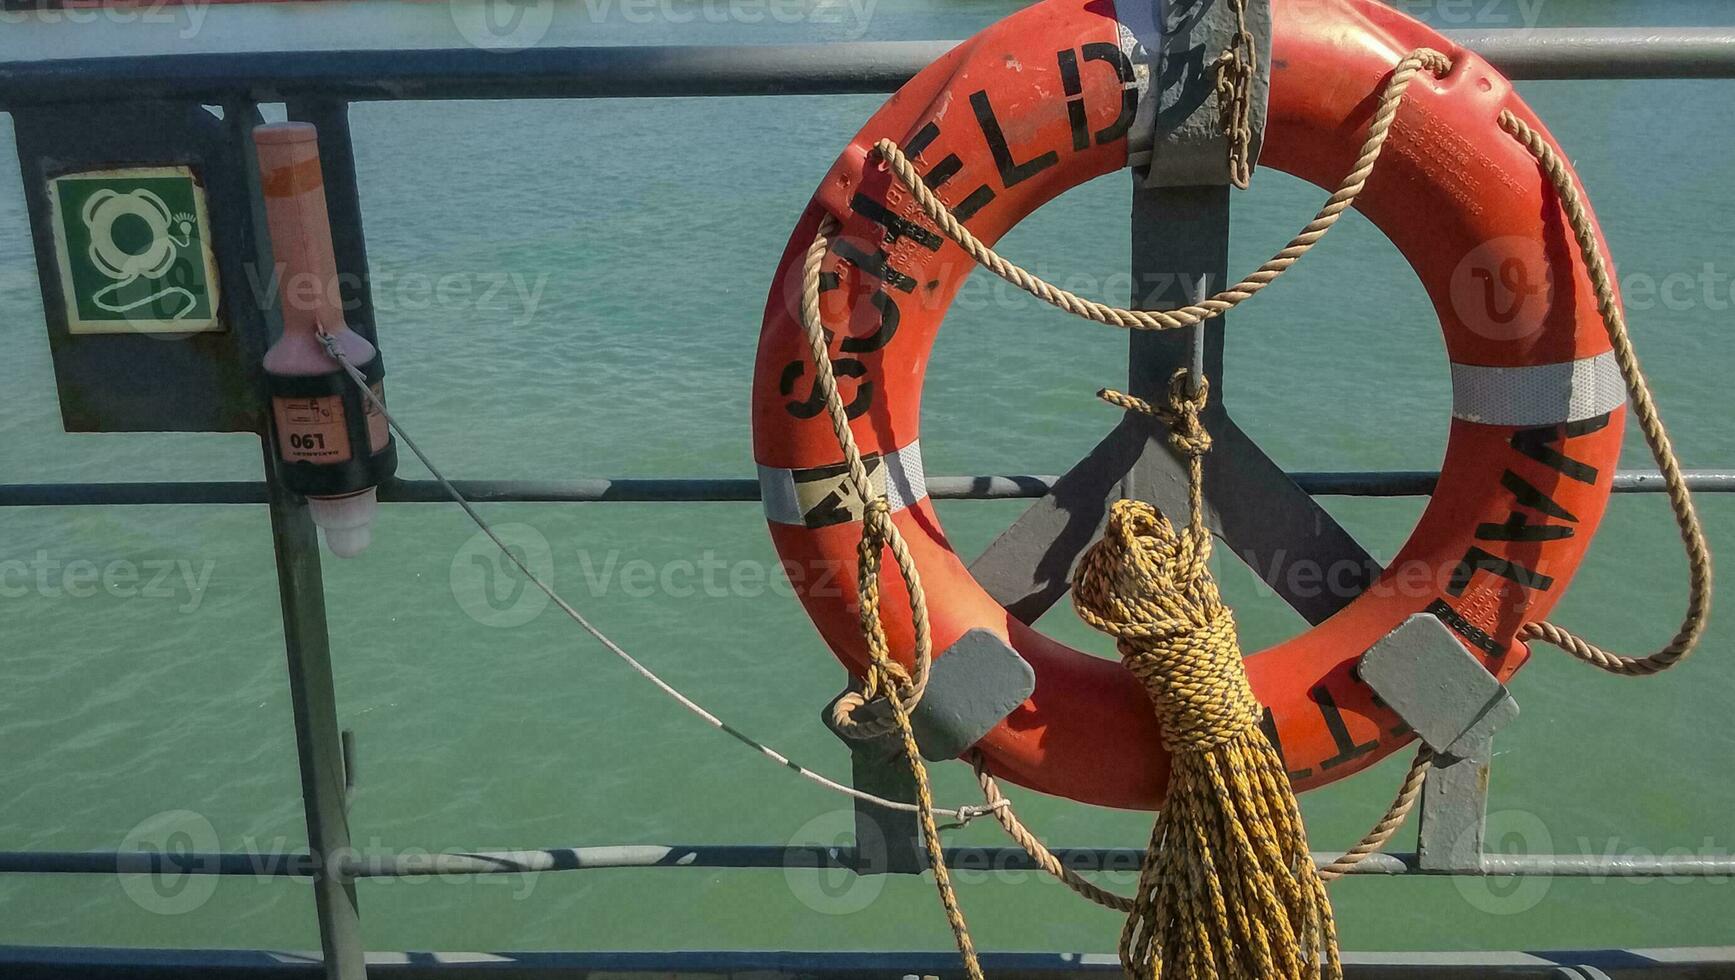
3 25 1734 980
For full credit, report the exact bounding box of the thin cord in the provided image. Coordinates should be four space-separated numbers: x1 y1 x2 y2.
313 330 1002 824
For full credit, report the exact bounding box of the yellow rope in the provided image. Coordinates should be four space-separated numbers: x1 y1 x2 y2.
1315 747 1430 882
972 743 1432 907
796 216 937 722
971 753 1137 913
798 215 981 979
855 499 982 977
1499 111 1714 677
1072 375 1338 980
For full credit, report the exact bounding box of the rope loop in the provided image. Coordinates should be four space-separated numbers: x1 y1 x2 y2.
866 47 1450 337
1100 371 1214 457
1073 500 1258 752
1072 496 1338 977
799 215 977 978
1498 110 1713 676
832 494 928 740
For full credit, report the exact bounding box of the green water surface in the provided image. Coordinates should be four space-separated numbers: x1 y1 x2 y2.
1 0 1733 959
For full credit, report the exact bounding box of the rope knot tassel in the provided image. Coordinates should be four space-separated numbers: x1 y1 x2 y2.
1074 502 1258 752
1073 499 1340 980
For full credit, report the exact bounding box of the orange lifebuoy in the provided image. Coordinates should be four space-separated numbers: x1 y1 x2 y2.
753 0 1625 809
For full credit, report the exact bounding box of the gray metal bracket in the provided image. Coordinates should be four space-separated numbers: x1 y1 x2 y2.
970 184 1378 627
1359 614 1519 759
833 630 1036 763
1122 0 1272 186
1415 738 1497 873
968 0 1363 619
1359 613 1519 873
824 719 926 875
823 630 1035 875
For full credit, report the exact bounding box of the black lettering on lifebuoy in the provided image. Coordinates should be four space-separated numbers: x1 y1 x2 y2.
1057 49 1090 152
1426 598 1503 656
1259 707 1313 781
1510 412 1612 485
925 155 964 189
778 359 807 396
1476 511 1574 543
780 358 873 420
1497 468 1579 522
804 487 860 529
1313 685 1380 771
951 186 997 221
1081 42 1137 144
908 113 996 219
839 290 901 354
851 193 942 251
1478 468 1581 543
831 238 916 293
970 89 1060 188
1447 546 1554 597
904 119 971 192
792 452 888 528
905 120 942 156
812 246 901 354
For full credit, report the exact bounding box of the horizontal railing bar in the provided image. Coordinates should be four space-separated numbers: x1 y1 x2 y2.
1454 26 1735 80
5 845 1733 879
0 470 1730 508
7 945 1735 977
2 28 1733 109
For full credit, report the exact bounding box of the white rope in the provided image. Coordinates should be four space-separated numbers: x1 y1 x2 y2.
313 331 1003 823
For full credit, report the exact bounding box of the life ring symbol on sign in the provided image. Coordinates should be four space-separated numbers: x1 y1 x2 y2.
80 187 200 320
752 0 1629 810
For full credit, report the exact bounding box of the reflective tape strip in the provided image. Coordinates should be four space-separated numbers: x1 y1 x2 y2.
1450 352 1626 427
759 441 927 528
758 464 802 527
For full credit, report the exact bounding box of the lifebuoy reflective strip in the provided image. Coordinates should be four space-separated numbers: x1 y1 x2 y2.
758 442 927 530
1450 352 1626 427
753 0 1625 809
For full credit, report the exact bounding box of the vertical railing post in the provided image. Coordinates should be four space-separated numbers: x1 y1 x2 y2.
1415 742 1496 872
228 100 369 980
262 445 369 980
285 99 380 348
1125 184 1230 500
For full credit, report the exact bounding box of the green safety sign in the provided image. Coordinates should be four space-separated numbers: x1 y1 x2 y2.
49 166 223 334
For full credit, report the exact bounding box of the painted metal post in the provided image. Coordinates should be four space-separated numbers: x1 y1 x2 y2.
1357 613 1515 874
1415 742 1495 873
1126 185 1230 355
228 101 369 980
262 443 370 980
1124 184 1229 504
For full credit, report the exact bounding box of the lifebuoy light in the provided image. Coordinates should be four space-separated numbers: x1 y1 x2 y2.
255 123 398 558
